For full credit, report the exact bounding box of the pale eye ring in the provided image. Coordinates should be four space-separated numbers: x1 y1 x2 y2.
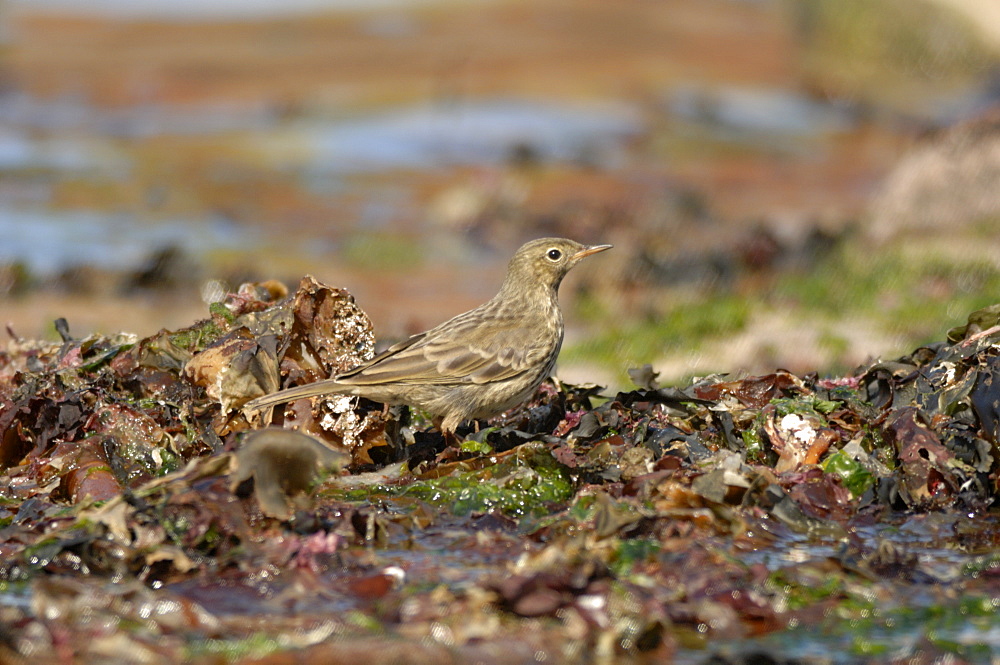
546 248 562 261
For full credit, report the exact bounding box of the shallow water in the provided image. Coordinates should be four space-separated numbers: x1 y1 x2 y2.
0 208 256 276
0 95 641 275
262 99 643 174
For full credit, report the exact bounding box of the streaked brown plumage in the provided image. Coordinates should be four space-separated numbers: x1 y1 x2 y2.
243 238 611 437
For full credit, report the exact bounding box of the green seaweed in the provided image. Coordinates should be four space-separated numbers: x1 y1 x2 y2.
821 449 875 497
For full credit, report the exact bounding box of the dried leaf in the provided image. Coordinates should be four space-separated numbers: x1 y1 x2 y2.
696 372 803 409
184 328 281 414
231 428 348 519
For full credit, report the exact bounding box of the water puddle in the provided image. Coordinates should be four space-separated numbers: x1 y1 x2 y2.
0 92 279 138
667 84 858 136
259 99 643 174
0 208 256 276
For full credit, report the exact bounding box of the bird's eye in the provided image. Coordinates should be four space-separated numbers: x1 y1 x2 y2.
546 248 562 261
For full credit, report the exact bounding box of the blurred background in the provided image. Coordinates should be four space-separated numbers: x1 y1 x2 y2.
1 0 998 389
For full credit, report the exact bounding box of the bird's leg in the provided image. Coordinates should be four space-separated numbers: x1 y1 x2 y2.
431 427 464 464
443 428 461 450
429 415 460 450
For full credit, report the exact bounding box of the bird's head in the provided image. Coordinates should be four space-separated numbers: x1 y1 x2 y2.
500 237 612 296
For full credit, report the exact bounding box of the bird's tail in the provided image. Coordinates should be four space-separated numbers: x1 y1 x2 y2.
242 379 348 413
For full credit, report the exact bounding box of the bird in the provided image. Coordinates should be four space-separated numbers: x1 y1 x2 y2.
242 237 612 441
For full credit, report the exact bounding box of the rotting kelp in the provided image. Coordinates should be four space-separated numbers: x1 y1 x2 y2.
3 281 1000 664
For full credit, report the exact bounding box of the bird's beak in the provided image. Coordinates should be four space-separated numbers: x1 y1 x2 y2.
572 244 613 261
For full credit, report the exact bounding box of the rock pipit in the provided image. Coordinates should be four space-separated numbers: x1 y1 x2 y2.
243 237 611 439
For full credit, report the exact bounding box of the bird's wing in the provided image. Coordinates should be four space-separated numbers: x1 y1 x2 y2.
337 311 552 386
